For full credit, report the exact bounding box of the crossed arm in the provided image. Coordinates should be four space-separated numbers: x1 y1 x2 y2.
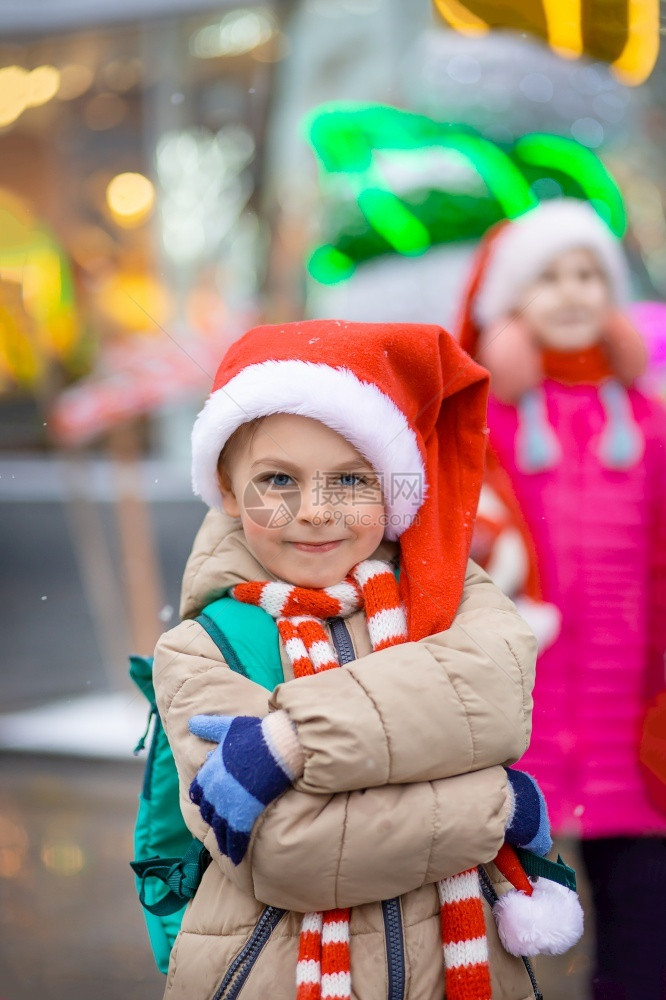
154 562 537 911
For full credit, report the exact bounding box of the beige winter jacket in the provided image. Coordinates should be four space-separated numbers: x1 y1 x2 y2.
154 510 540 1000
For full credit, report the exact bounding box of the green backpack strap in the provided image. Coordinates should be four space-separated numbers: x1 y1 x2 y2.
130 840 211 916
196 595 285 690
514 848 577 892
134 598 283 909
130 598 284 973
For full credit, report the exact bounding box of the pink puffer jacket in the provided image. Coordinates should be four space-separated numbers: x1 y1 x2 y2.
488 380 666 837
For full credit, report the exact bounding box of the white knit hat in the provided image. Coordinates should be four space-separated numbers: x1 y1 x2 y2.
473 199 629 328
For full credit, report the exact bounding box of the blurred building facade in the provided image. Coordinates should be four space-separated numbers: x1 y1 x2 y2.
1 5 664 999
0 0 665 699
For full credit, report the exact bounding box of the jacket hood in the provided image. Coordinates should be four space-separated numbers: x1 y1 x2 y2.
179 509 399 620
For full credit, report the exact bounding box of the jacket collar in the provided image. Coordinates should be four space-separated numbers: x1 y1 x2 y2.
179 509 399 620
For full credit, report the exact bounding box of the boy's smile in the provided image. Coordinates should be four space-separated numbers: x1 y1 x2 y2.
288 539 344 553
217 413 387 587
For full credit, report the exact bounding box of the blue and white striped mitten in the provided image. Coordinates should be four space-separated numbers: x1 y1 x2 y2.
504 767 553 857
189 711 304 865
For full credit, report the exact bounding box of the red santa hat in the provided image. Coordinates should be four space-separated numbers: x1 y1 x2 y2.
467 198 629 337
191 319 489 642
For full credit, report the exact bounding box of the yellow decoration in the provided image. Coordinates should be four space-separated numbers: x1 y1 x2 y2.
542 0 583 58
613 0 660 85
0 189 81 390
431 0 488 36
106 172 155 227
0 283 42 388
432 0 659 86
23 237 77 359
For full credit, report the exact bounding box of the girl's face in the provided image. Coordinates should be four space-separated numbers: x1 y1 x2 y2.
514 247 613 350
217 413 387 588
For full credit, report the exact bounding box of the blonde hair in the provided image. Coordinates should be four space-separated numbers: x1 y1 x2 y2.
216 417 265 478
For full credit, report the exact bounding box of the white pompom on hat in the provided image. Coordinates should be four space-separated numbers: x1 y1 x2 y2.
492 843 584 958
473 199 629 329
494 877 584 957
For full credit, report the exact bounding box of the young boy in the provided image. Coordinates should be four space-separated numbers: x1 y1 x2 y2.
153 320 552 1000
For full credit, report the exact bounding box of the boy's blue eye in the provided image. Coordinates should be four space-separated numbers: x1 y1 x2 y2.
263 473 294 488
260 472 369 488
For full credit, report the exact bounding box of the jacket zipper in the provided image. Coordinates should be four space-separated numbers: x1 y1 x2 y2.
329 616 407 1000
477 866 542 1000
212 906 286 1000
382 898 406 1000
328 616 356 665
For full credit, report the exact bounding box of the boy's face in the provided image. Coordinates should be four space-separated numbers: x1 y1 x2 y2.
514 247 612 350
218 413 387 588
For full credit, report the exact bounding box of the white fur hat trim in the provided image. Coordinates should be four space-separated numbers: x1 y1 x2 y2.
474 199 629 328
493 878 584 957
191 359 426 541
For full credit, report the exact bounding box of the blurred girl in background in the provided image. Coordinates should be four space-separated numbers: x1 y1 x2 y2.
460 199 666 1000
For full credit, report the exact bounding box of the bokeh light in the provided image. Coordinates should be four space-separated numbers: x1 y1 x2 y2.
0 65 61 128
41 837 86 876
0 66 30 128
106 172 155 227
26 66 60 107
190 7 276 59
0 816 29 879
55 63 94 100
95 269 172 330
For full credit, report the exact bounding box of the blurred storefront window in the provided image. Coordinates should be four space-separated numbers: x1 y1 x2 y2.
0 2 289 455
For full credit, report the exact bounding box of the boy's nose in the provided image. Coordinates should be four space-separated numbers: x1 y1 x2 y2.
297 491 334 525
297 505 333 526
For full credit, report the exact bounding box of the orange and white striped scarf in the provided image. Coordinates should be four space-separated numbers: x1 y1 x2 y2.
232 559 493 1000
